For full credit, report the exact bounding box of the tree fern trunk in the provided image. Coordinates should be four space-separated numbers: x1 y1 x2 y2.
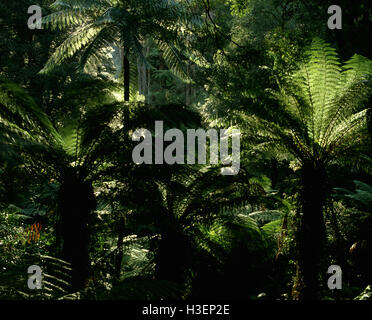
154 225 190 284
293 162 328 300
185 64 191 105
186 83 190 106
142 61 147 100
137 57 142 96
124 52 130 102
58 167 96 291
114 216 125 284
147 65 151 104
270 157 279 189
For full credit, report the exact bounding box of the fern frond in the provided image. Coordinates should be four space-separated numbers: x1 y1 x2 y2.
326 109 368 159
80 26 119 72
58 119 80 160
297 38 342 146
42 9 91 31
249 210 282 226
40 24 105 74
0 77 61 146
266 39 372 166
51 0 110 11
156 40 191 82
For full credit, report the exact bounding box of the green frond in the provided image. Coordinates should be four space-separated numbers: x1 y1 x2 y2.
42 9 91 31
0 254 72 300
40 24 105 74
295 38 342 145
156 40 191 82
321 55 372 147
58 119 80 160
76 102 124 170
354 285 372 300
244 114 310 161
342 54 372 85
0 77 61 146
334 180 372 211
51 0 109 11
80 26 119 72
194 211 265 266
268 39 372 165
41 0 196 82
326 109 368 158
249 210 282 227
261 219 282 239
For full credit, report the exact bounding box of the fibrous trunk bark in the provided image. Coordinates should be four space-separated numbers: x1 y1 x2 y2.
123 52 130 102
294 161 328 300
155 224 190 284
58 168 96 291
114 216 125 284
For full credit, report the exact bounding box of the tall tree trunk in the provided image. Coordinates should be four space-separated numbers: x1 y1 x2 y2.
137 57 142 96
145 45 150 103
114 216 125 284
142 62 147 98
154 225 191 284
186 83 190 106
185 64 191 105
294 161 328 300
270 157 279 189
123 52 130 102
58 167 96 291
153 212 190 285
147 65 151 104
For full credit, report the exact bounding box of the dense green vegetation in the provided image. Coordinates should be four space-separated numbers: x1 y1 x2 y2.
0 0 371 301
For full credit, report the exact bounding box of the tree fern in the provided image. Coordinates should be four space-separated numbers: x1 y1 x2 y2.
40 0 200 99
252 38 372 165
245 38 372 299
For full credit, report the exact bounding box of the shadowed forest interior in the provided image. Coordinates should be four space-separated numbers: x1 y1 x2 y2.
0 0 371 301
